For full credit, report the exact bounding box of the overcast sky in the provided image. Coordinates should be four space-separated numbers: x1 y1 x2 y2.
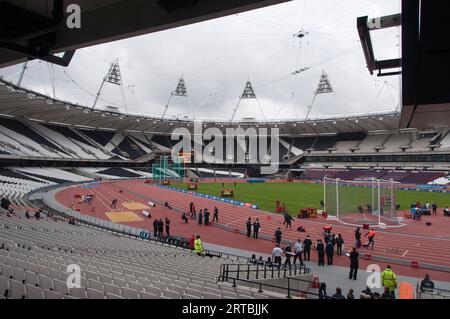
0 0 401 121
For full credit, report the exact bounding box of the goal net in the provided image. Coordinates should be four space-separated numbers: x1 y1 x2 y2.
323 177 399 226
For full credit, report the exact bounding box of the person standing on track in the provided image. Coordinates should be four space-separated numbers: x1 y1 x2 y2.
158 218 164 237
293 239 304 266
348 247 359 280
283 242 293 268
274 227 283 245
253 218 261 239
303 235 312 261
213 206 219 222
432 203 437 215
316 239 325 266
198 210 203 225
110 199 118 209
336 234 344 255
363 229 376 250
326 240 334 265
204 209 210 226
246 218 252 237
272 244 283 268
355 227 362 248
153 219 159 237
165 217 171 236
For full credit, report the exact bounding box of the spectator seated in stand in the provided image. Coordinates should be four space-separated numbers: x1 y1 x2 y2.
25 211 30 219
420 274 435 293
360 286 374 299
34 210 41 220
332 287 345 299
257 256 265 266
248 254 257 264
265 257 273 267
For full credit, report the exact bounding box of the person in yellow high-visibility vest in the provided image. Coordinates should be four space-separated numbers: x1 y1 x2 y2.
194 235 204 256
381 265 397 298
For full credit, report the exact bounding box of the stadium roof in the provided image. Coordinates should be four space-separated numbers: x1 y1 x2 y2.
0 78 401 135
0 0 292 68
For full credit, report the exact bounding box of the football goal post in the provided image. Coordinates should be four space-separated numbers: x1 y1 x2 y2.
323 177 399 226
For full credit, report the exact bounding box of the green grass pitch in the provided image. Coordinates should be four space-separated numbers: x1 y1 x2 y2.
171 181 449 215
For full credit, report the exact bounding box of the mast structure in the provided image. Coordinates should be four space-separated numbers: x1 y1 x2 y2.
162 75 188 119
92 60 127 110
230 79 266 122
305 70 334 120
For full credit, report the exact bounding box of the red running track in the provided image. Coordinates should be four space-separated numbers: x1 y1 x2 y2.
55 180 450 281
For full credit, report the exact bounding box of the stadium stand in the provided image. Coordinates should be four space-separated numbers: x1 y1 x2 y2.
0 208 290 299
356 133 391 153
400 172 446 184
381 133 412 152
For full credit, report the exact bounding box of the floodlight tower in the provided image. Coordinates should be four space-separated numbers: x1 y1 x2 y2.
162 75 188 119
305 70 334 120
92 60 127 110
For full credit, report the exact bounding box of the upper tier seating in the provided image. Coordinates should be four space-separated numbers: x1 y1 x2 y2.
357 134 390 153
439 132 450 150
381 133 412 152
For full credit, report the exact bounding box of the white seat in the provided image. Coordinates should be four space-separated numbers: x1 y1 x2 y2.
128 281 144 292
104 283 121 296
163 290 181 299
44 289 63 299
25 271 39 286
145 286 161 296
185 288 202 298
37 265 49 276
152 281 167 290
167 284 185 295
85 270 98 281
25 284 44 299
183 293 200 299
8 279 25 299
13 267 26 282
105 293 124 299
69 288 85 299
0 276 10 298
37 274 53 290
139 291 158 299
203 292 221 299
113 278 128 288
86 288 105 299
121 287 139 299
88 279 104 292
49 268 61 280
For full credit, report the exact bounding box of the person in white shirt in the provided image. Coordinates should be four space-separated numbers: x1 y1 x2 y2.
272 244 283 267
293 238 304 266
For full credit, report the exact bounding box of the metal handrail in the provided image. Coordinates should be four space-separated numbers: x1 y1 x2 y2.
416 282 450 299
217 275 327 299
220 262 311 279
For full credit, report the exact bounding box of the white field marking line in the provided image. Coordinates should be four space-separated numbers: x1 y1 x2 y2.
402 250 409 257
